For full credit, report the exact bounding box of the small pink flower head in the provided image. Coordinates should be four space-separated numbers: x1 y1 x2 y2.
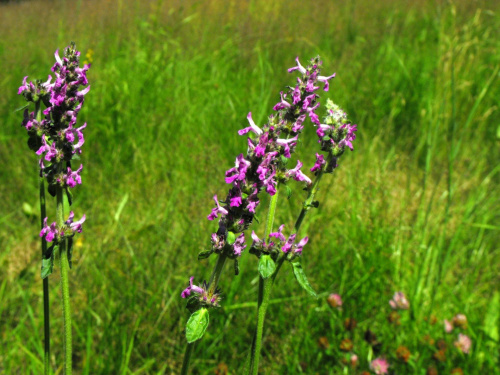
454 333 471 354
444 319 454 333
370 358 389 375
327 293 342 309
389 291 410 310
350 354 358 368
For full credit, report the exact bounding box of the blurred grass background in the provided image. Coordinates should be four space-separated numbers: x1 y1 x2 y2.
0 0 499 373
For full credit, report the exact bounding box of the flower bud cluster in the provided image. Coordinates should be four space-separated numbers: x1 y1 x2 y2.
206 56 334 260
249 224 308 260
310 99 357 174
181 277 222 309
19 42 90 192
40 211 86 243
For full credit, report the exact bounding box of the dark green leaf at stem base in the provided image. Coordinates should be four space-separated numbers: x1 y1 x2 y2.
291 260 317 298
186 308 210 343
258 255 276 279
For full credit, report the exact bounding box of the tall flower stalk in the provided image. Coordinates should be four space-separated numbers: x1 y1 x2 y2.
246 97 357 374
179 56 338 373
18 42 90 375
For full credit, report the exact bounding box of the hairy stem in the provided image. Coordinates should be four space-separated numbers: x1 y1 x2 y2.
247 165 326 374
247 185 280 375
36 100 51 375
56 185 72 375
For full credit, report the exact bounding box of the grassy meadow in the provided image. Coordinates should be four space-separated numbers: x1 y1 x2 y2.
0 0 499 373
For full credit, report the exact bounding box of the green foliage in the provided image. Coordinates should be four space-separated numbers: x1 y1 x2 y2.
291 260 317 298
185 308 210 343
0 0 498 373
257 255 276 279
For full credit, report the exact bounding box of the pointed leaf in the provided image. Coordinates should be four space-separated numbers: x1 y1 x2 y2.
258 255 276 279
41 244 57 279
291 261 317 298
198 250 213 260
186 308 210 343
65 187 73 206
285 185 293 200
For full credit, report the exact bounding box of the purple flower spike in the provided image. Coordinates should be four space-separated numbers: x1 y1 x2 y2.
238 112 263 136
263 170 277 196
40 217 58 243
311 153 326 172
181 276 204 298
318 72 336 91
287 56 307 74
233 233 247 256
225 154 251 184
285 160 312 185
18 76 29 95
273 91 291 111
269 224 286 242
294 236 308 254
276 135 298 158
281 232 308 254
307 102 320 125
207 195 228 221
65 164 83 188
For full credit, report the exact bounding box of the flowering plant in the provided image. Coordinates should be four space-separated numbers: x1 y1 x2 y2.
179 56 357 374
18 42 90 375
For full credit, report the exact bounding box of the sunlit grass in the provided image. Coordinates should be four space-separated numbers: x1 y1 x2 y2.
0 0 498 373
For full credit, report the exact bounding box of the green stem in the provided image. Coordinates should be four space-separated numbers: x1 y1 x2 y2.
56 185 72 375
36 101 51 375
247 186 280 374
248 166 326 374
180 254 228 374
180 341 194 375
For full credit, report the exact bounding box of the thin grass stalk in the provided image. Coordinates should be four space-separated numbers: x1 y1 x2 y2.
56 185 72 375
36 99 51 375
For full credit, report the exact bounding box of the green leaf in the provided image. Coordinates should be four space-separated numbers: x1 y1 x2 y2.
226 231 236 245
253 215 260 224
14 104 29 112
41 244 57 279
258 255 276 279
22 202 34 217
65 187 73 206
198 250 213 260
291 261 317 298
186 308 210 343
285 185 293 200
